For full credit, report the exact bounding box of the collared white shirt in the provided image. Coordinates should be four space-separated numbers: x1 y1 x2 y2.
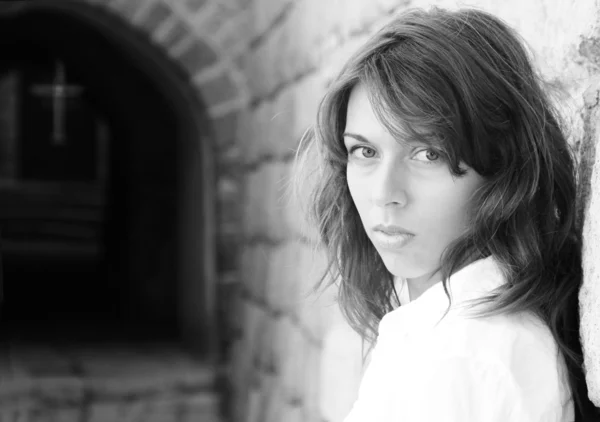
343 256 574 422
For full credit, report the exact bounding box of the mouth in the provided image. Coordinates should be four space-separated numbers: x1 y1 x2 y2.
372 225 415 250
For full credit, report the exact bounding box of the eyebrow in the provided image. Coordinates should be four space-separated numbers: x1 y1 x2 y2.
342 133 372 144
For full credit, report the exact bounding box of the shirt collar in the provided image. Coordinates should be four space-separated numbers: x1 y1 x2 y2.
395 255 505 307
382 256 507 335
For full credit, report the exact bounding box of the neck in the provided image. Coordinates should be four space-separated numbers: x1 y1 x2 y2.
406 269 442 302
405 256 482 302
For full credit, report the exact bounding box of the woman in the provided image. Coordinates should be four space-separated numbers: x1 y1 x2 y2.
294 7 600 421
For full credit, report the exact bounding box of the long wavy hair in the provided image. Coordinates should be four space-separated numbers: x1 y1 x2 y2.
294 7 599 420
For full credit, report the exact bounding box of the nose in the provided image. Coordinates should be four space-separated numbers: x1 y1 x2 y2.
371 160 409 208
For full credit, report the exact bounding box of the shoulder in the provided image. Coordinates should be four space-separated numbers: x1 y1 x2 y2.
355 345 568 421
430 311 573 415
436 310 561 372
377 306 564 381
380 295 560 367
435 309 557 360
353 310 573 421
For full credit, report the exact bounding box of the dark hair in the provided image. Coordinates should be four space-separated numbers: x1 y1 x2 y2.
294 6 599 420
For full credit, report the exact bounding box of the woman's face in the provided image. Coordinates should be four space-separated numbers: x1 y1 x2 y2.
344 84 484 285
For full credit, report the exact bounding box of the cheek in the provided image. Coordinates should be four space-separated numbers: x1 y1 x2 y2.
416 179 480 239
346 171 368 213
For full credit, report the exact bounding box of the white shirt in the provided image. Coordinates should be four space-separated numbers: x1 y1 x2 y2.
344 256 574 422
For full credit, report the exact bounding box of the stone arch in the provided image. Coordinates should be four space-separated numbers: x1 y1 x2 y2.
0 0 244 358
95 0 248 134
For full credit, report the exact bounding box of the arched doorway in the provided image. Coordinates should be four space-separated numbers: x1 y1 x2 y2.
0 1 217 357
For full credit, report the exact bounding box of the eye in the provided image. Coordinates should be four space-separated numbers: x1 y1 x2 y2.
349 146 377 159
413 148 442 163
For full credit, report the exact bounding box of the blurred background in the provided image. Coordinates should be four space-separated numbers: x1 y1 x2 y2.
0 0 599 421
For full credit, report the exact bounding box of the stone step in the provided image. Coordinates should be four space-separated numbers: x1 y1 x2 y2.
0 342 224 422
0 391 223 422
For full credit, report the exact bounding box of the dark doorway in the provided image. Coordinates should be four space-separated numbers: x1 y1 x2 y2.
0 3 208 347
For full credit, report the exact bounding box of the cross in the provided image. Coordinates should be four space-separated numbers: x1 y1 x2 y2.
30 60 84 146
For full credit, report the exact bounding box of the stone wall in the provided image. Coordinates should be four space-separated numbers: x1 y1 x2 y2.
227 0 600 421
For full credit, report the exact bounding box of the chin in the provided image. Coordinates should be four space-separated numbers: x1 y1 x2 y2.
378 251 424 279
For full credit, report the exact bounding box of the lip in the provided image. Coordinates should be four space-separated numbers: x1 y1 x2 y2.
371 225 415 250
373 224 415 236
